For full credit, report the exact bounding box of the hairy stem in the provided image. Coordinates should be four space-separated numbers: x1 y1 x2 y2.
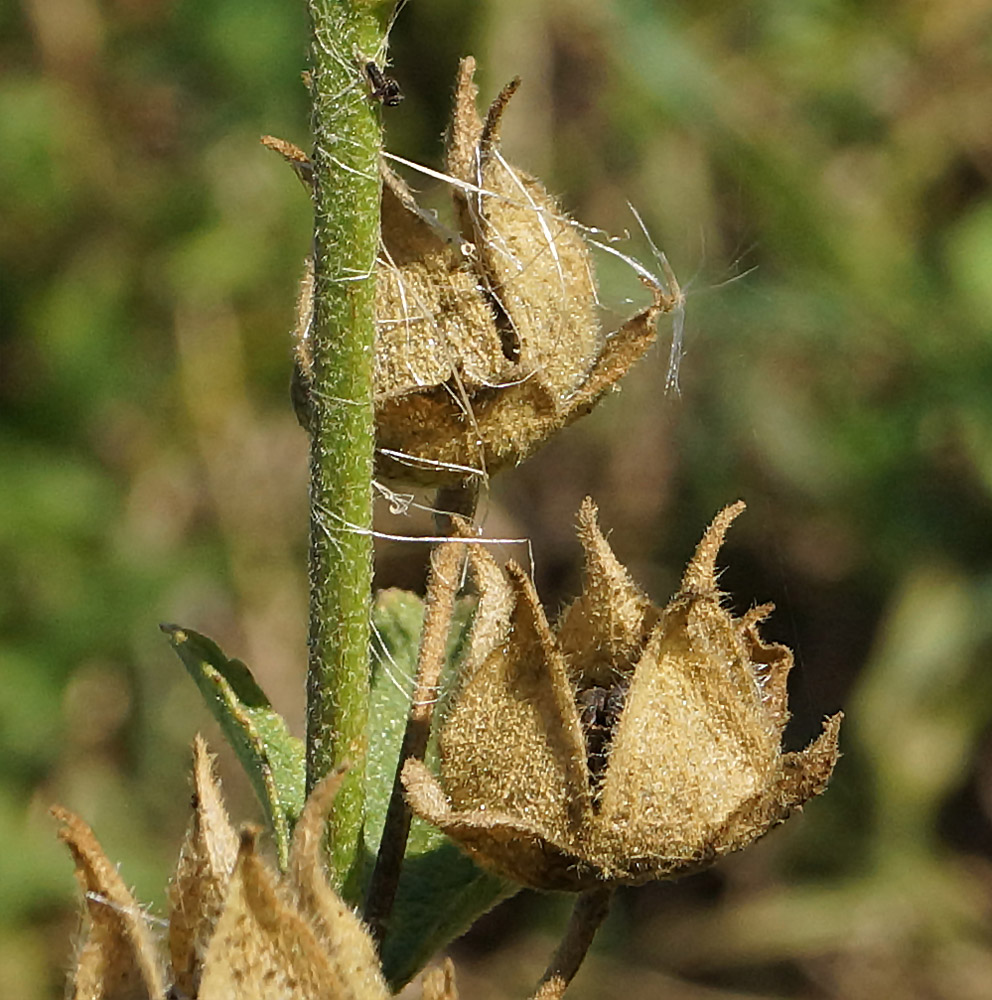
530 887 613 1000
305 0 391 895
363 539 467 945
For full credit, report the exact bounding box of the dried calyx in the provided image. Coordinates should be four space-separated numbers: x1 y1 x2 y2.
53 738 457 1000
403 500 842 891
274 56 679 487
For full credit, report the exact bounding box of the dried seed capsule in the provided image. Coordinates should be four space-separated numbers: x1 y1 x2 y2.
266 60 680 487
55 742 394 1000
404 499 842 890
375 59 675 486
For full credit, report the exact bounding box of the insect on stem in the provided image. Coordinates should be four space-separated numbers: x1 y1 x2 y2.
365 61 404 107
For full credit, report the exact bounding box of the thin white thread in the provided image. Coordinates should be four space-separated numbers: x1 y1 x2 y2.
370 617 419 701
376 447 487 480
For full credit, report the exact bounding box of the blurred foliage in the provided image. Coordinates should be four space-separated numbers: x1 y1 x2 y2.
3 0 992 998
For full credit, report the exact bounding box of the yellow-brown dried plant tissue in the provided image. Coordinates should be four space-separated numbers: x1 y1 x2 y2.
403 500 842 890
54 737 401 1000
284 57 679 486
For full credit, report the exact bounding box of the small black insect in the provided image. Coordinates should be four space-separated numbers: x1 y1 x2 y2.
576 677 630 807
365 61 404 107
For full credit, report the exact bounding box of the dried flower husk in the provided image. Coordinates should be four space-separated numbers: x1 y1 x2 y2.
374 57 674 486
168 735 240 998
403 500 842 891
54 737 397 1000
275 58 677 485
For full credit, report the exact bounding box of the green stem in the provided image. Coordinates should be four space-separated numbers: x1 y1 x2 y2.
305 0 390 895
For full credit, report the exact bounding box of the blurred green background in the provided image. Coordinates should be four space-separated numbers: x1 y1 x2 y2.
4 1 992 997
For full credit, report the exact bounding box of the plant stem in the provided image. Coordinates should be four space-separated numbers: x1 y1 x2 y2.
530 887 613 1000
305 0 390 895
363 539 466 945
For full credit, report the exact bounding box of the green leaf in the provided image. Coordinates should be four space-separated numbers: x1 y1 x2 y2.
161 624 305 870
365 589 515 989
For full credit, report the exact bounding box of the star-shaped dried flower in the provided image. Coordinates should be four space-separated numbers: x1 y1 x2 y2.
373 57 677 486
403 500 842 890
272 57 679 486
54 737 393 1000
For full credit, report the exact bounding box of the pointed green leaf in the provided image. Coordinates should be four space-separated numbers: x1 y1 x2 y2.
365 589 515 988
161 624 305 869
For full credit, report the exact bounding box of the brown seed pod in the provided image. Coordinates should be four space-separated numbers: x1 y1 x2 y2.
375 57 676 486
266 58 680 487
403 500 842 890
54 740 403 1000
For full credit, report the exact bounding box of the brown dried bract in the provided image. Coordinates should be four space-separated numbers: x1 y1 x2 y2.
53 807 166 1000
55 741 404 1000
403 500 842 890
420 959 460 1000
167 735 239 998
260 134 314 189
